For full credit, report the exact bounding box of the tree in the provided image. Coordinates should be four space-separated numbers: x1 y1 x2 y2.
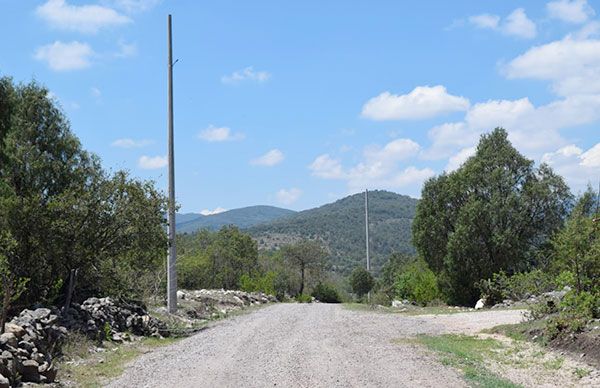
413 128 572 305
282 240 326 295
552 187 599 293
350 267 374 298
0 77 168 307
395 259 440 306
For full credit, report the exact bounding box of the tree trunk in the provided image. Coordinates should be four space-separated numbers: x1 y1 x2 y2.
0 275 13 334
299 264 305 295
63 269 77 312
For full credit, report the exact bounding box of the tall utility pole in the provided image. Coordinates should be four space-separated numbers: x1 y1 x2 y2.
365 189 370 272
166 14 177 314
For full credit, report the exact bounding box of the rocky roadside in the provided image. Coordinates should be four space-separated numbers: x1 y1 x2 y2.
0 290 277 387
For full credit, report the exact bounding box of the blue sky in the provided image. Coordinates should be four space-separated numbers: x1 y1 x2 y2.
1 0 599 213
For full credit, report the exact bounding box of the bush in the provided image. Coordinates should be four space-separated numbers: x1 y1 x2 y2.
295 294 312 303
311 283 341 303
239 272 277 296
543 291 600 339
350 267 374 298
395 259 441 306
477 269 555 305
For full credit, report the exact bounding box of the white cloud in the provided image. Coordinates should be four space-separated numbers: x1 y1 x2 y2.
310 138 433 193
541 143 600 191
503 8 537 39
108 0 162 13
221 67 271 84
445 146 476 172
361 85 470 121
138 155 167 169
36 0 131 34
111 138 153 148
468 8 536 39
197 125 245 142
200 207 227 216
115 40 137 58
251 149 284 166
581 142 600 166
309 154 347 180
276 188 302 206
547 0 595 24
469 14 500 29
34 41 94 71
504 37 600 96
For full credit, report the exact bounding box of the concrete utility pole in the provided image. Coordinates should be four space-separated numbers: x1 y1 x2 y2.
365 189 370 271
167 14 177 314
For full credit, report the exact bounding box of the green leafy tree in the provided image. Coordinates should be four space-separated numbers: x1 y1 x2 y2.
413 128 572 305
395 259 440 305
282 240 326 295
552 188 599 293
350 267 374 298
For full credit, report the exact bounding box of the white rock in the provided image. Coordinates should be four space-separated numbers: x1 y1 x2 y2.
391 300 403 308
475 299 485 310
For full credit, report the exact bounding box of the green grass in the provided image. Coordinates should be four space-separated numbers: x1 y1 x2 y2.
485 320 547 344
574 367 591 379
416 334 522 388
542 357 564 370
59 336 181 388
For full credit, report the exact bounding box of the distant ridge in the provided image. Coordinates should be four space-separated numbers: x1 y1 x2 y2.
176 205 296 233
248 190 418 274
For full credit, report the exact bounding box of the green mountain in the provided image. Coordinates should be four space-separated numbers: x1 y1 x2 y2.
248 190 418 274
176 206 296 233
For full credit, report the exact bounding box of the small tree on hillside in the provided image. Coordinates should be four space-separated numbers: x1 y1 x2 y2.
282 240 326 295
350 267 374 298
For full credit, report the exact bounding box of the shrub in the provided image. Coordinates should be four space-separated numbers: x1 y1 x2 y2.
477 269 555 305
239 272 277 296
350 267 374 298
311 283 341 303
395 259 441 306
295 294 312 303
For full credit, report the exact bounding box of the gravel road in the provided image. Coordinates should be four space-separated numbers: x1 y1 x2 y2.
106 304 525 388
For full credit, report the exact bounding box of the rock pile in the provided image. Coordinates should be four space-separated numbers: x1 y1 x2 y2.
0 308 66 386
62 297 169 342
176 289 277 319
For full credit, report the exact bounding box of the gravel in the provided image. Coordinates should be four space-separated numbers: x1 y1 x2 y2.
106 304 526 388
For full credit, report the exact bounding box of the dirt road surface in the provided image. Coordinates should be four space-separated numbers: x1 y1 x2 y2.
106 304 525 388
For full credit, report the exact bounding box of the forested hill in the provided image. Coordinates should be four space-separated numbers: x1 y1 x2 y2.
176 206 296 233
248 190 418 274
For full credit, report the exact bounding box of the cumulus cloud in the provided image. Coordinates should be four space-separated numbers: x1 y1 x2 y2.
547 0 595 24
115 40 137 58
200 207 227 216
310 138 433 193
276 188 302 205
108 0 162 13
361 85 470 121
445 146 476 172
221 67 271 84
138 155 167 169
504 37 600 97
36 0 130 34
469 8 536 39
541 143 600 191
34 41 94 71
251 149 284 166
469 14 500 29
111 138 153 148
197 125 245 142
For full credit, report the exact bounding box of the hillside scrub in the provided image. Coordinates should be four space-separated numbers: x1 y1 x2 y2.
413 128 572 305
0 77 167 316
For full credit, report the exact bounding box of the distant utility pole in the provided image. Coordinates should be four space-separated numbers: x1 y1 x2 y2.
167 14 177 314
365 189 370 272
